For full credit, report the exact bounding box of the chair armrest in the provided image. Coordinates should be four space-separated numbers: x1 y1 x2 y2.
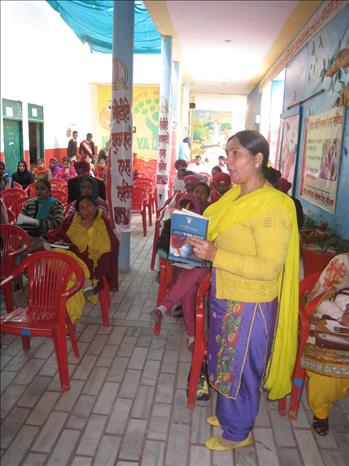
0 275 15 288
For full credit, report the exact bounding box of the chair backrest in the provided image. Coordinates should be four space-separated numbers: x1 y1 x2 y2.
299 271 322 316
6 208 16 224
1 189 28 208
134 177 155 195
0 224 30 276
25 182 37 198
131 186 148 211
51 190 68 205
145 159 157 168
50 178 67 191
8 197 29 219
22 251 85 321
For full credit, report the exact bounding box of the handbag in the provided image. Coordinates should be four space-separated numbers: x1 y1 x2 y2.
315 319 349 351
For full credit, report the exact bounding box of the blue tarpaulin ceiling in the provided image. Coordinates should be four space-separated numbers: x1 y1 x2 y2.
47 0 161 54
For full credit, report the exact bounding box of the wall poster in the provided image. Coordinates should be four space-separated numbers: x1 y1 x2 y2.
300 106 345 213
279 113 300 188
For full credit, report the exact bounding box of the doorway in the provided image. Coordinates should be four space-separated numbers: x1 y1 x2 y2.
3 118 23 174
29 121 44 165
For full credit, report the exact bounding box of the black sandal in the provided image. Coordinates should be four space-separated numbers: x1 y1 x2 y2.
312 416 329 436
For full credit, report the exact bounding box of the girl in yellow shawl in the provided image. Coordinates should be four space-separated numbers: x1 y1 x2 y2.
58 195 119 323
188 130 299 451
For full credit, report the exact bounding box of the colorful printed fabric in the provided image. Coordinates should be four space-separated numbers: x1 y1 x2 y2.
207 271 277 399
301 253 349 378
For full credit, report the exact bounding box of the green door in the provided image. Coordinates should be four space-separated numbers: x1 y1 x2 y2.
3 119 23 175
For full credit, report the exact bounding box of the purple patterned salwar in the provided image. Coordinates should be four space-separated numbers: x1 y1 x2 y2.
207 271 278 441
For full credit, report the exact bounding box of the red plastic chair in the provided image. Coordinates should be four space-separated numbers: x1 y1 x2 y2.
6 208 16 225
153 257 178 335
99 277 111 326
1 188 28 208
284 272 322 419
145 159 157 170
134 177 157 219
0 251 84 391
50 178 67 191
131 186 149 237
150 195 175 271
51 190 68 206
0 224 30 313
187 272 211 408
8 197 29 219
25 182 37 198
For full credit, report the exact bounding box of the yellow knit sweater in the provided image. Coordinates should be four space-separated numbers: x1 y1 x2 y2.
213 200 292 302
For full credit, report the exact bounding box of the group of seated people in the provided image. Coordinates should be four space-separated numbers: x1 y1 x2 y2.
1 157 117 328
1 133 347 446
0 152 108 191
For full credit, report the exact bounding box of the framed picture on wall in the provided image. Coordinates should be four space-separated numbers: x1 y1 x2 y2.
299 106 345 213
278 112 300 190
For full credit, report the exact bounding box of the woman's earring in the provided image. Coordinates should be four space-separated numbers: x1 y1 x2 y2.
255 164 260 168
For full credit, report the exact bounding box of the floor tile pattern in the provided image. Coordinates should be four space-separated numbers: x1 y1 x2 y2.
1 216 348 466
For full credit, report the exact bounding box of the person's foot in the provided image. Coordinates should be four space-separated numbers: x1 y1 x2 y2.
149 308 163 324
313 416 329 436
172 305 183 318
83 286 99 298
206 415 220 427
205 433 253 451
187 336 194 352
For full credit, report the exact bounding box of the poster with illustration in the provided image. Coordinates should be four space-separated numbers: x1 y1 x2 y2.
300 107 344 213
279 114 300 187
192 110 232 163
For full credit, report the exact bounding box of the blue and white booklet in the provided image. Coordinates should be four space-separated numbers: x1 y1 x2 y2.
168 209 209 266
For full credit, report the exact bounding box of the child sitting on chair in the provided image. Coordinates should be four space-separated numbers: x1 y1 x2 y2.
150 192 210 351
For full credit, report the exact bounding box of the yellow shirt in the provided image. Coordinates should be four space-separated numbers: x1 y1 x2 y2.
213 199 292 302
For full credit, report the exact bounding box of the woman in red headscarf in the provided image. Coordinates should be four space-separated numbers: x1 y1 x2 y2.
210 172 232 203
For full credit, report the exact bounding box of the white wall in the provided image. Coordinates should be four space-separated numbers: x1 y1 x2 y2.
0 0 162 155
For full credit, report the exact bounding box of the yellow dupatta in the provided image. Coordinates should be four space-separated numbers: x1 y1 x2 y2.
204 183 300 400
67 208 111 268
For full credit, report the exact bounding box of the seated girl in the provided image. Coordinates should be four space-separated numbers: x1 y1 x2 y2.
19 179 64 251
93 157 107 182
66 176 108 217
12 161 35 189
57 157 76 181
33 159 51 181
210 172 232 203
49 157 62 178
151 193 211 350
57 195 119 323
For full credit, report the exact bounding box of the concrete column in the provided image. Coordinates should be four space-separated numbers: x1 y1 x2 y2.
171 61 181 169
181 83 190 140
108 0 134 272
156 35 172 207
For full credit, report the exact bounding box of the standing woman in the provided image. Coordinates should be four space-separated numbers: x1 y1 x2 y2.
188 130 299 451
12 161 35 189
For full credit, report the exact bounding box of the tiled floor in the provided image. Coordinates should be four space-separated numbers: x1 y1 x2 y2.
1 216 348 466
